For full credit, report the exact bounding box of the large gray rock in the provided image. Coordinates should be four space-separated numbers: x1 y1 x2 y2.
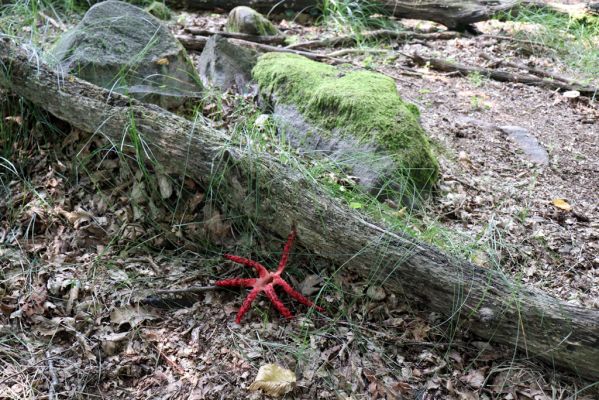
272 103 398 196
226 6 279 36
50 0 202 109
197 35 258 93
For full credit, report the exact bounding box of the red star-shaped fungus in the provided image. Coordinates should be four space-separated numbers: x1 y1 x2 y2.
216 228 324 323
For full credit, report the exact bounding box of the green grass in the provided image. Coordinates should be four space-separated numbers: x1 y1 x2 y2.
0 0 82 43
319 0 393 36
498 6 599 80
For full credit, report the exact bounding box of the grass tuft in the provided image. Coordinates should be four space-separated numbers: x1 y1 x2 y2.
498 6 599 79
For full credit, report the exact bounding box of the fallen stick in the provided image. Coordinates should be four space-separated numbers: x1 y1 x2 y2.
479 52 583 86
287 29 461 50
2 38 599 380
326 48 389 58
176 34 344 63
184 27 287 45
409 53 599 97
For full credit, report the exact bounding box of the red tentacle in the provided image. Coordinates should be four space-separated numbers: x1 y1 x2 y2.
224 254 268 277
263 284 294 319
235 287 261 323
215 278 257 287
275 276 324 312
276 228 297 274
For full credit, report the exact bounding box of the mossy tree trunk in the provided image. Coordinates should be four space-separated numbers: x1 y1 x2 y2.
165 0 523 29
2 39 599 380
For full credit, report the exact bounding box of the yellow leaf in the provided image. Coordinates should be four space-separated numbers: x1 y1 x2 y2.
551 198 572 211
156 57 169 65
248 364 296 397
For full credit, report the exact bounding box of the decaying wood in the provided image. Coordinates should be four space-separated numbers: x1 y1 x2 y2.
176 33 344 63
166 0 525 30
286 29 461 50
409 53 599 97
479 53 583 86
2 39 599 380
184 27 287 45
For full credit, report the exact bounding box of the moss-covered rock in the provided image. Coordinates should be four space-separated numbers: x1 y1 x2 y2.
252 53 439 194
226 6 279 36
49 0 201 109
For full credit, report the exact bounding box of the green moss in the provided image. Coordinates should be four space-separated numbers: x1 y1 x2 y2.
145 2 171 21
252 53 439 191
226 7 279 36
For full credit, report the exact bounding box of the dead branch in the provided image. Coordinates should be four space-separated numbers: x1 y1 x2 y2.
184 27 287 45
479 53 584 86
176 34 344 63
287 29 461 50
409 53 599 97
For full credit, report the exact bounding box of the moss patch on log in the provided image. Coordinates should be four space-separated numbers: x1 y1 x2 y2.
252 53 439 191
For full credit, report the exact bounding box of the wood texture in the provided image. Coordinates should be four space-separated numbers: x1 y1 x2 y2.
165 0 523 29
410 53 599 97
1 39 598 380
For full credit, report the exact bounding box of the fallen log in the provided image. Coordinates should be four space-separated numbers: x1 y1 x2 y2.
1 38 599 380
409 53 599 97
165 0 524 30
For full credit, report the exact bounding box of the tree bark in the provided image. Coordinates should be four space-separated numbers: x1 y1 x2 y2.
1 38 599 380
165 0 524 30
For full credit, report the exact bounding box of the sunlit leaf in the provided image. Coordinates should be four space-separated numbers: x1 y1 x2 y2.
551 198 572 211
562 90 580 98
248 364 296 397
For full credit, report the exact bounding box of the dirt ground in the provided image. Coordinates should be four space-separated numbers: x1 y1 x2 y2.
1 4 598 400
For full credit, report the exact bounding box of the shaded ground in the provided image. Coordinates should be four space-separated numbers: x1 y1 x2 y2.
1 4 598 400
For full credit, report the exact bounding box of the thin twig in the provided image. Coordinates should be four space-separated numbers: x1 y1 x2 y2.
184 27 286 45
479 52 580 85
326 48 389 58
150 285 219 295
45 351 59 400
408 53 599 97
287 29 461 50
177 34 346 64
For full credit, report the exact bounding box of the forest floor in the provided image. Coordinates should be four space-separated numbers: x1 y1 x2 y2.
1 3 598 400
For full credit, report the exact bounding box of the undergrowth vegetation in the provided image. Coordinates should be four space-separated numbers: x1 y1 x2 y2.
319 0 392 35
499 5 599 79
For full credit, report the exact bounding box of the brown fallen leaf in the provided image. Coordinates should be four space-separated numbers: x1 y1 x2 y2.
249 364 296 397
460 368 486 389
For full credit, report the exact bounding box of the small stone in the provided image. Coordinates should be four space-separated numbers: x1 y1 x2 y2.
226 6 279 36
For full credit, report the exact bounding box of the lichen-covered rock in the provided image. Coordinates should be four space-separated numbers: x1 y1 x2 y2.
226 6 279 36
252 53 439 196
197 35 258 93
49 0 201 109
